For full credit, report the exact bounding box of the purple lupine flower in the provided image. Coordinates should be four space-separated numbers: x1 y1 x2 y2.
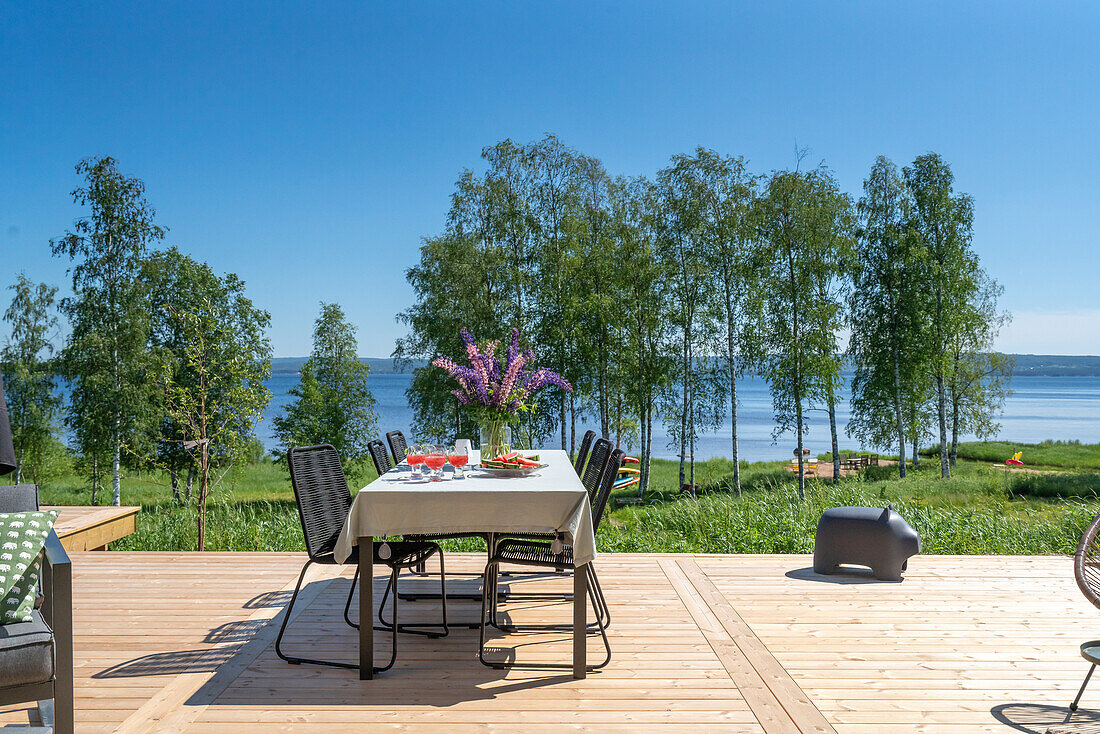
435 328 571 414
506 328 520 366
494 350 527 407
524 367 572 394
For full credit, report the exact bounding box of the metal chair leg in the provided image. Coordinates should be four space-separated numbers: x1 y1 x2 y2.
479 561 612 671
1072 663 1096 712
493 563 609 633
276 559 358 670
398 546 490 603
343 565 359 629
377 552 451 636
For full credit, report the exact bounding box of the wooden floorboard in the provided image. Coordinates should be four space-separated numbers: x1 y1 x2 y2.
3 551 1099 731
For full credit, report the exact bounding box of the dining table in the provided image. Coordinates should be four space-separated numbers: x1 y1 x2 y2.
334 448 597 680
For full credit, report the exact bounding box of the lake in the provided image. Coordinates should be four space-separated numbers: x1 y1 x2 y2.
258 373 1100 461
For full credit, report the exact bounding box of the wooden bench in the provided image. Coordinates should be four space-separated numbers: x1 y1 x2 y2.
42 505 140 551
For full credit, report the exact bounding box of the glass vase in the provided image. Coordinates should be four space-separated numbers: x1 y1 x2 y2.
479 420 512 461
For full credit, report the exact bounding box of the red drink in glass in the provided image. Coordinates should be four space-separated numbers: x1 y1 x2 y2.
423 454 447 471
406 453 425 468
447 454 469 468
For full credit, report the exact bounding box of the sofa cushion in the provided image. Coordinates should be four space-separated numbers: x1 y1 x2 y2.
0 610 53 687
0 510 58 624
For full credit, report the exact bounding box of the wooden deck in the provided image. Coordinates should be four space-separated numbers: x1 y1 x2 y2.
43 505 140 551
2 551 1098 732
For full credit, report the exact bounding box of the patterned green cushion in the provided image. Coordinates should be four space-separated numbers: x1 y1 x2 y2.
0 511 58 625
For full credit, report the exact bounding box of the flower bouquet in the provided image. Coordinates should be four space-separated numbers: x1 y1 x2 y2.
433 328 571 460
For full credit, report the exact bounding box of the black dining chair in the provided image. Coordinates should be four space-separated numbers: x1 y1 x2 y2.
478 447 624 671
368 438 393 477
276 443 448 674
574 430 596 477
385 430 409 466
491 437 613 606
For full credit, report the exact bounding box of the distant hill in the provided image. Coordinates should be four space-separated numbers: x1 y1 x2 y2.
1008 355 1100 376
270 357 428 375
269 354 1100 378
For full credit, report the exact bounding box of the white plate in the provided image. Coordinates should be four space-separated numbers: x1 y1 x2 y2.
475 463 547 478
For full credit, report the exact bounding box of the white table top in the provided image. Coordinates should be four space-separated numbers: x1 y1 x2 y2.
334 449 596 566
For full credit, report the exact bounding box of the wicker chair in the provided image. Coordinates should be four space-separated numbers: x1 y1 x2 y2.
276 444 447 674
479 447 625 670
491 438 612 605
574 430 596 477
0 485 72 733
367 438 393 476
1071 515 1100 711
385 430 408 465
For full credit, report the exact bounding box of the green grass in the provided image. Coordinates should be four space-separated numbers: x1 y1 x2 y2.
21 446 1100 555
602 459 1100 555
923 440 1100 471
32 459 380 553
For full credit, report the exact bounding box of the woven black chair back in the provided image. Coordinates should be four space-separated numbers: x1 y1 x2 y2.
592 449 626 532
368 438 393 477
287 444 352 561
1076 515 1100 609
385 430 408 465
581 438 612 505
574 430 596 477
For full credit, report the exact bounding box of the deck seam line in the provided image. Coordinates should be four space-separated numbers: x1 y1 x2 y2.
659 558 802 733
113 563 336 734
678 558 837 734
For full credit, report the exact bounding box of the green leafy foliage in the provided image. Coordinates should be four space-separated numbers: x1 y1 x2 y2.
273 303 377 467
1 274 61 484
51 156 165 505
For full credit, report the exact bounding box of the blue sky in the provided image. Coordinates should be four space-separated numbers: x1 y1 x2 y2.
1 1 1097 356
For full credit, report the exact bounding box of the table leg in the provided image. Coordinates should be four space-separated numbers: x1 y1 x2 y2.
359 536 373 680
487 533 497 626
573 560 587 679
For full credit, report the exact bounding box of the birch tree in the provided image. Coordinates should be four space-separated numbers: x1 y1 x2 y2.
755 165 853 499
1 275 60 484
52 157 164 506
848 156 925 477
657 156 726 495
684 149 760 495
608 176 672 495
904 153 977 479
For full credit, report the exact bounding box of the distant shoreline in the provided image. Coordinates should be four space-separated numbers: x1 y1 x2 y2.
270 354 1100 378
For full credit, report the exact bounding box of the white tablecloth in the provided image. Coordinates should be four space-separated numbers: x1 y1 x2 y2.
334 449 596 566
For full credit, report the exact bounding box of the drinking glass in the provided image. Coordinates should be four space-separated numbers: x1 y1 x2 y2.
406 444 426 480
447 444 470 479
423 445 447 481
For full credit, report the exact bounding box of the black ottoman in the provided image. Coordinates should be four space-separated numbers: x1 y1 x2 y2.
813 505 920 581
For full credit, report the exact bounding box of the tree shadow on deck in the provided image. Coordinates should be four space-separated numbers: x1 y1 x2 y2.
992 702 1100 733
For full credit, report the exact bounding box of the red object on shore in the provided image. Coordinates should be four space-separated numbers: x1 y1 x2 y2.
1005 459 1024 466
